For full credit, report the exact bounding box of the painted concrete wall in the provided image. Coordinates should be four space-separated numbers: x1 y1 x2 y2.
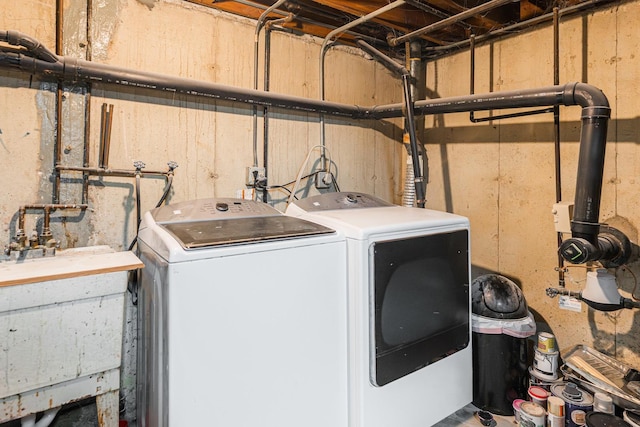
0 0 404 420
0 0 404 254
424 1 640 368
3 0 640 417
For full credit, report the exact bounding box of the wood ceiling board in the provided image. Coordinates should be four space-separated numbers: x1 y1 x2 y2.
183 0 611 59
187 0 283 20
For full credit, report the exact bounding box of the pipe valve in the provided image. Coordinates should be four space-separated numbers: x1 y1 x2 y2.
167 161 179 172
133 160 146 173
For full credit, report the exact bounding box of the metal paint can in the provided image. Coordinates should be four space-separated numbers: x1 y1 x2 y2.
530 366 562 390
529 386 550 406
533 348 560 378
593 392 614 414
547 396 565 417
547 396 566 427
550 382 594 427
520 401 546 427
548 414 566 427
513 398 526 424
537 332 557 353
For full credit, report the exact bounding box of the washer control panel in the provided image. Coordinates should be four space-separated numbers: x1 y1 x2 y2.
151 198 279 224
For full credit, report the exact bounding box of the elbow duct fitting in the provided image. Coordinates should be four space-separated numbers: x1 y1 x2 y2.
558 84 631 265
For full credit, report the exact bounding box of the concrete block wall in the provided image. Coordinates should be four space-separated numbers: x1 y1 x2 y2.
424 0 640 368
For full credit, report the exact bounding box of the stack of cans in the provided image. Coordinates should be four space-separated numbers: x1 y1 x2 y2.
532 332 560 383
516 382 594 427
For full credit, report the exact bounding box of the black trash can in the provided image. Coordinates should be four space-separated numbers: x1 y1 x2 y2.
471 274 536 415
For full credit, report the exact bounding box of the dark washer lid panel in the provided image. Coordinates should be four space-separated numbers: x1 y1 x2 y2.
162 216 335 249
151 198 335 249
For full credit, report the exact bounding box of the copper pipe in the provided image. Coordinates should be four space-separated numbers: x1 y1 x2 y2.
17 204 89 247
99 103 114 168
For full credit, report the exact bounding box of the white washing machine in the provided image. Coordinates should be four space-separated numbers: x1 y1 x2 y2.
286 192 473 427
136 198 348 427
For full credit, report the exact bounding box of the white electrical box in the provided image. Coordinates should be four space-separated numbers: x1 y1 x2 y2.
552 201 574 234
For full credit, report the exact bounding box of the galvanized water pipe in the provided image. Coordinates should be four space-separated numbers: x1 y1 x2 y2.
252 0 289 168
387 0 515 47
423 0 612 55
319 0 407 167
355 39 425 207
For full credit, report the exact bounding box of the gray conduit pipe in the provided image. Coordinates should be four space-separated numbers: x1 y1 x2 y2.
262 18 293 203
252 0 289 168
355 39 425 208
0 32 616 262
319 0 406 168
406 40 427 207
423 0 612 54
387 0 515 47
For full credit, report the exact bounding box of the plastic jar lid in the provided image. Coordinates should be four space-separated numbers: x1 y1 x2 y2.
586 412 631 427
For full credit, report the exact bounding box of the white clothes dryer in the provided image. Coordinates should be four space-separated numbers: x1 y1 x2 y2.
286 192 472 427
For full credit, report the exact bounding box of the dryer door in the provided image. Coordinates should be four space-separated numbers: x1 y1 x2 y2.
371 229 470 386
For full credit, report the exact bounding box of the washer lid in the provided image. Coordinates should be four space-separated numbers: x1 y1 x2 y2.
161 215 335 249
146 198 335 249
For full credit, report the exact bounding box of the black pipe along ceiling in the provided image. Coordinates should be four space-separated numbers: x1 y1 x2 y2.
186 0 615 59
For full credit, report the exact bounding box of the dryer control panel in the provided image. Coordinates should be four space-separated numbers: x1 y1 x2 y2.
291 192 392 212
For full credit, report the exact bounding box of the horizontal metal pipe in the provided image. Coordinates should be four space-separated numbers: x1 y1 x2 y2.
423 0 613 54
356 39 407 77
1 31 613 257
56 165 171 178
369 84 570 118
21 203 89 209
0 34 609 119
0 48 367 118
388 0 514 47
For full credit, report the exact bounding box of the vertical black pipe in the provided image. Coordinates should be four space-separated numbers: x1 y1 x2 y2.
263 24 272 203
553 7 565 286
409 40 427 194
571 106 609 242
54 0 64 203
469 34 476 122
82 0 93 204
553 8 562 201
402 74 425 208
